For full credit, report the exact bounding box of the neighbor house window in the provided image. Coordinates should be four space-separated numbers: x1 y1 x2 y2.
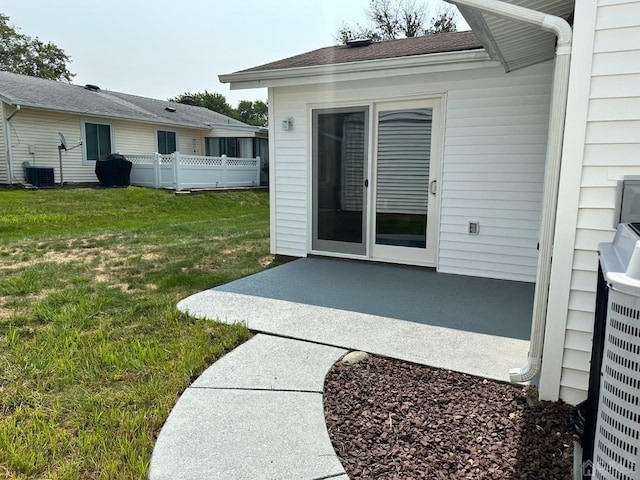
84 122 112 162
157 130 177 154
205 137 256 158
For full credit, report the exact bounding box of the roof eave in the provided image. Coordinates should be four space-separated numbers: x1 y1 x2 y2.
220 49 494 89
205 122 268 134
3 102 215 131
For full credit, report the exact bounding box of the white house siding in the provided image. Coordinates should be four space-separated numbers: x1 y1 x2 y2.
270 61 552 281
440 74 551 282
4 107 85 183
2 108 212 184
541 0 640 405
175 127 204 155
112 121 204 156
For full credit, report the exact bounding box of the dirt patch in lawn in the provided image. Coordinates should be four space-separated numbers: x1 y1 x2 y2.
259 254 274 267
324 355 574 479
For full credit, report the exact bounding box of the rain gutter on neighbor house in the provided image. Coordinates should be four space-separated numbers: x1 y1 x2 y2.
5 104 21 184
450 0 572 383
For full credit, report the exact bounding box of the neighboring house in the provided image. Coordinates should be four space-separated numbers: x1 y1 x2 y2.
0 71 268 186
220 0 640 405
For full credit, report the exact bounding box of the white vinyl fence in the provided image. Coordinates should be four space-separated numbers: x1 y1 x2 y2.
126 153 261 191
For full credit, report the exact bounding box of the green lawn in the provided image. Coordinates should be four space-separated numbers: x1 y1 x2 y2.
0 186 271 479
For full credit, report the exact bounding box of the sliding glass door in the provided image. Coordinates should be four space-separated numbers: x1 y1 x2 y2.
311 99 440 266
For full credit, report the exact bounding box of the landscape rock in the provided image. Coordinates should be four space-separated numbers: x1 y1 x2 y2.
341 351 370 366
324 355 573 479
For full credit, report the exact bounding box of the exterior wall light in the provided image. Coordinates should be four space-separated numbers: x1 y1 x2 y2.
282 117 294 131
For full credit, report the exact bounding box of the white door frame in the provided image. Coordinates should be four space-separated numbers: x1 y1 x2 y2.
308 95 444 268
370 97 443 267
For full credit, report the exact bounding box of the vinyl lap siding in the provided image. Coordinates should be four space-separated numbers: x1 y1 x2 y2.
2 109 210 184
558 0 640 404
5 108 87 183
439 79 551 282
270 62 553 272
271 98 308 256
112 120 156 154
113 122 204 156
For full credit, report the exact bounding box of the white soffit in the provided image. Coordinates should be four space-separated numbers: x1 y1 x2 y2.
454 0 574 72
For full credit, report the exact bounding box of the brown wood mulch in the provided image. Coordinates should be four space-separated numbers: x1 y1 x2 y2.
323 355 574 479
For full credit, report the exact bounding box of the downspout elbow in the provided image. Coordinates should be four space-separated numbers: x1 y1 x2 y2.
6 104 21 121
541 15 572 55
510 356 542 383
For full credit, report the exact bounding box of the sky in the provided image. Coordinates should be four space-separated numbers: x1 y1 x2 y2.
1 0 467 107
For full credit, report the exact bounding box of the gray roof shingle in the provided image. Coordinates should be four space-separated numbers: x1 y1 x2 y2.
0 71 247 129
237 31 482 73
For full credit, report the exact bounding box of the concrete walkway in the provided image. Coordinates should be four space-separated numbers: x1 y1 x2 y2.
149 334 348 480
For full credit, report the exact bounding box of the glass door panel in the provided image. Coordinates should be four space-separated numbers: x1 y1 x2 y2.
372 100 440 266
375 108 432 248
312 107 368 255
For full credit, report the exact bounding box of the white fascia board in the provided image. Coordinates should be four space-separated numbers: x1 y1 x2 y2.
220 49 494 90
0 94 14 105
204 122 268 133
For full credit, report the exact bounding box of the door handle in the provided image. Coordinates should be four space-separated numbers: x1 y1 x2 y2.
364 179 369 188
430 179 437 195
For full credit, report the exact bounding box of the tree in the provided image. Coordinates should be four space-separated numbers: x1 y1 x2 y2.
169 92 269 126
0 13 74 81
237 100 268 127
169 91 238 119
427 4 458 34
335 0 458 44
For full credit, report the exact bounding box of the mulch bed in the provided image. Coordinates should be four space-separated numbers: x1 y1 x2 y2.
323 355 574 479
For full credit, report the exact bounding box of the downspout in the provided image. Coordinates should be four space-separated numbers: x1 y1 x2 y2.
5 104 21 184
449 0 572 383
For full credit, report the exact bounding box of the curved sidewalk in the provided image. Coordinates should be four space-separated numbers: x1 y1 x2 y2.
149 334 348 480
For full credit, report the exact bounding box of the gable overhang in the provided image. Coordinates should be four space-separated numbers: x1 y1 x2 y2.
451 0 574 72
220 49 496 90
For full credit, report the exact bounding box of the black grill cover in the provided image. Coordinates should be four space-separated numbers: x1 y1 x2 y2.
95 154 132 187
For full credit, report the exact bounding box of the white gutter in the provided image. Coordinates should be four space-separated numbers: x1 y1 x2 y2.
219 49 491 88
204 122 268 133
450 0 572 383
5 104 21 184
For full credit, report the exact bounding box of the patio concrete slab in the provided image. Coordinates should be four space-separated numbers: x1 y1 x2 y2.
149 333 348 480
179 290 528 382
191 334 346 391
177 257 532 383
213 257 534 340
